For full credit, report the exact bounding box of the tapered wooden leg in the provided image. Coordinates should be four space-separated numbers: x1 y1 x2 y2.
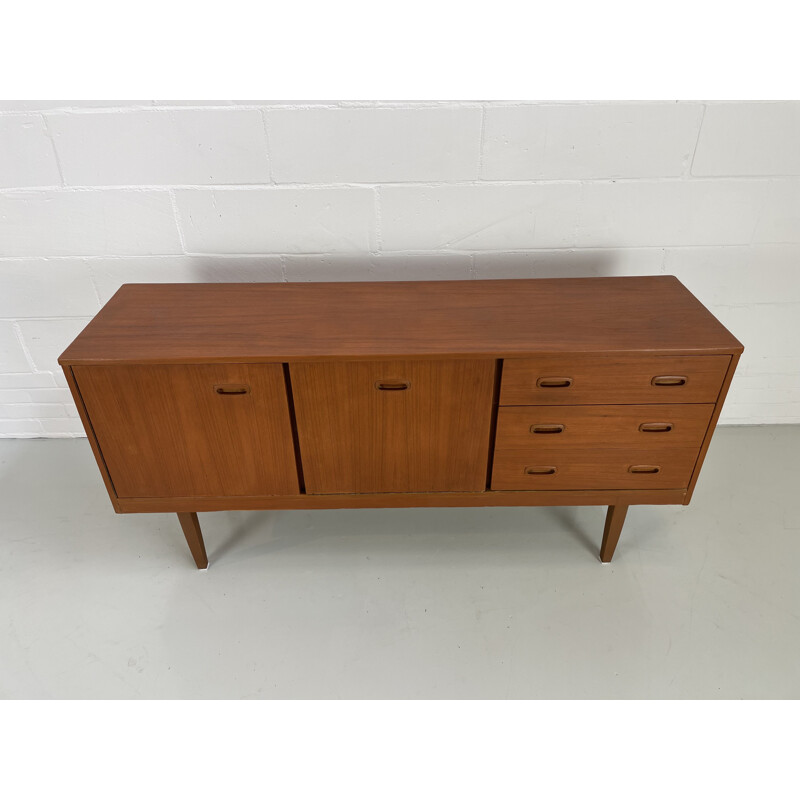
600 504 628 563
177 512 208 569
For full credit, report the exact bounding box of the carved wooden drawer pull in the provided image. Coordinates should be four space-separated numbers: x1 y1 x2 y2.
530 424 565 434
651 375 687 386
525 466 557 475
628 465 661 474
639 422 674 433
537 377 573 388
214 384 250 395
375 380 411 391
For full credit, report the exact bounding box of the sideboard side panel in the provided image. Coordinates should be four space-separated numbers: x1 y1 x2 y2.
683 351 741 503
63 365 121 511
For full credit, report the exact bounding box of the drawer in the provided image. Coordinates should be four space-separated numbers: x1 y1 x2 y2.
495 404 714 452
491 447 700 491
500 355 730 405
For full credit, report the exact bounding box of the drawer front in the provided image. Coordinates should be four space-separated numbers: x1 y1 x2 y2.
500 355 730 405
74 364 300 498
291 359 495 494
495 404 714 451
491 447 700 491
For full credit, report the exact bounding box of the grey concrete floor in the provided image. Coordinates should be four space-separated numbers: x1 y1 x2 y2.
1 426 799 699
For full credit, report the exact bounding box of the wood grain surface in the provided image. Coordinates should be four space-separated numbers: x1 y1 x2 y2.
683 352 742 503
291 359 496 494
58 276 743 566
58 277 743 366
74 363 299 498
601 505 629 562
115 488 688 513
500 354 731 405
177 512 208 569
491 446 700 491
494 404 715 451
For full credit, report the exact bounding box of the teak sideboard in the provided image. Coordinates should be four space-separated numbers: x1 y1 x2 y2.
59 277 743 568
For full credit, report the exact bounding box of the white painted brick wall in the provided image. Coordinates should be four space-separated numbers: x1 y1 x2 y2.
0 190 181 256
0 114 61 188
379 180 773 250
481 103 704 180
47 109 270 185
692 103 800 176
1 101 799 435
267 106 482 182
175 187 376 253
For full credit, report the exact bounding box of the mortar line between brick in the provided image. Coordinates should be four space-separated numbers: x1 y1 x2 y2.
168 189 188 253
10 321 39 373
84 262 105 308
477 104 487 180
7 102 749 117
374 186 383 252
0 316 95 322
0 244 770 263
260 108 275 185
0 176 791 193
39 114 65 187
687 104 708 177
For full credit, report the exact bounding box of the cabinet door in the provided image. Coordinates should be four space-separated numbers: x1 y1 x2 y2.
291 359 496 494
74 364 299 498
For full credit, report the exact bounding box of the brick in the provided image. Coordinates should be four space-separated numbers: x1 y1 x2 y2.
0 372 56 389
0 419 43 435
369 254 472 281
48 109 270 185
379 184 581 251
761 374 800 389
473 248 663 279
268 106 481 182
39 418 86 435
0 190 182 256
0 322 30 372
380 181 768 251
720 403 800 424
0 259 100 317
692 103 800 176
150 101 237 107
16 318 92 372
664 245 800 306
753 179 800 244
1 403 66 418
0 101 150 113
0 388 72 403
709 304 800 359
737 356 800 377
0 115 61 188
186 256 284 283
283 253 472 282
576 180 769 247
731 387 800 405
176 187 376 253
87 256 284 304
283 255 374 282
482 103 703 179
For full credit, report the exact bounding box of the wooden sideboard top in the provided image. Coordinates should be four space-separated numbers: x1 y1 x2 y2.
59 276 743 365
